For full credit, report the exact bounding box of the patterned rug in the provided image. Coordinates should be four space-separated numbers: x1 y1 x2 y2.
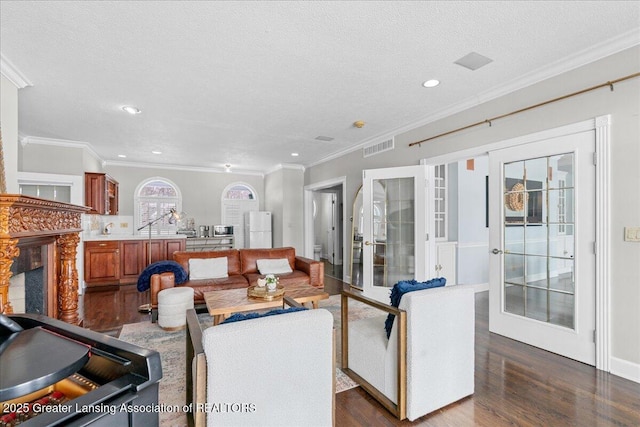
118 294 380 427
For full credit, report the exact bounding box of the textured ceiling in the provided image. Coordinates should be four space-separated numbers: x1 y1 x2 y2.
1 1 639 174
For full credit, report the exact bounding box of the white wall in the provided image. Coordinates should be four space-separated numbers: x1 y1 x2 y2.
1 75 19 192
264 169 284 248
305 46 640 371
456 156 489 285
317 193 333 259
281 167 304 251
104 164 265 231
21 143 86 176
264 166 304 252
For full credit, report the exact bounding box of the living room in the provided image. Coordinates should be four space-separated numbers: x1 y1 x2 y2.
1 1 639 426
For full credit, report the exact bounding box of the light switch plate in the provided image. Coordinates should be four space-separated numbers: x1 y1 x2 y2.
624 227 640 242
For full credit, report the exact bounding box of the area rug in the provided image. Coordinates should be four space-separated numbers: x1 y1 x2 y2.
118 294 381 427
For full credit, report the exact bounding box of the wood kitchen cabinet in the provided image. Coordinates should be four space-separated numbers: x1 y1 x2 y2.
119 240 144 281
142 238 186 265
85 172 119 215
164 239 185 258
143 240 164 265
84 241 120 284
84 238 186 286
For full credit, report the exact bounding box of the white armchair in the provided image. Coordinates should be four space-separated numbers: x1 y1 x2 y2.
186 297 335 427
341 284 475 421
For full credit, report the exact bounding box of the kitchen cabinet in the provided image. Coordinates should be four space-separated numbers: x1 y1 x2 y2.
165 239 186 257
84 238 186 285
84 241 120 284
85 172 119 215
143 240 164 265
141 238 186 264
435 241 457 285
119 240 144 281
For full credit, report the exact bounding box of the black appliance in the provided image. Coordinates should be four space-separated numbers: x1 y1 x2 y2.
0 313 162 426
212 225 233 236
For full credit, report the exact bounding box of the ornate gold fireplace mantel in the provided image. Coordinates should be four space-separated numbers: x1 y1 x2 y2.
0 194 90 324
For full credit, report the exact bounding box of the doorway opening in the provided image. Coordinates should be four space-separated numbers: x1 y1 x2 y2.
304 177 347 282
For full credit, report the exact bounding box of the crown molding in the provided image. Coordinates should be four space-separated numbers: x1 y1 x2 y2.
19 134 266 176
0 53 33 88
264 163 306 175
105 159 265 177
21 135 103 162
306 30 640 170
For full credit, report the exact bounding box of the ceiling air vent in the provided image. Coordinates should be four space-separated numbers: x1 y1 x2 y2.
363 138 394 158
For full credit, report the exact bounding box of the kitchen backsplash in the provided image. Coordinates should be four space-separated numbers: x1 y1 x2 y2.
84 214 134 237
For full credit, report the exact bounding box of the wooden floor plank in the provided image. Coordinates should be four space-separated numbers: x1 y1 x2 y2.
81 275 640 426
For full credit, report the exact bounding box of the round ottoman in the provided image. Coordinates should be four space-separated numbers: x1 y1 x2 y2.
157 287 194 331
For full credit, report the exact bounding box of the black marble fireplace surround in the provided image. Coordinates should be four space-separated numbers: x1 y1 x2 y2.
10 241 49 315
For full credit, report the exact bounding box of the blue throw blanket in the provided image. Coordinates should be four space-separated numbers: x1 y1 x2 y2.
136 260 188 292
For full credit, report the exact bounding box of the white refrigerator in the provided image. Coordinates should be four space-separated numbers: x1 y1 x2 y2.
246 211 272 248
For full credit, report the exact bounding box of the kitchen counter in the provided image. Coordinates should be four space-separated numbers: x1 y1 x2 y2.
84 234 188 241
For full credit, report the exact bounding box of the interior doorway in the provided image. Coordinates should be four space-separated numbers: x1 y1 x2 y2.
303 177 347 282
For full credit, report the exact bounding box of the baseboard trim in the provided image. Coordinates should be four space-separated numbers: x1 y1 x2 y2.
610 357 640 384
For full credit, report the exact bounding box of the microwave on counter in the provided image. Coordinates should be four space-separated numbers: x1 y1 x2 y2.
213 225 233 236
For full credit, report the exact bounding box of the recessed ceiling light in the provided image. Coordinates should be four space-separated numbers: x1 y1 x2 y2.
291 153 299 157
151 150 162 155
422 79 440 88
122 106 141 115
118 154 127 158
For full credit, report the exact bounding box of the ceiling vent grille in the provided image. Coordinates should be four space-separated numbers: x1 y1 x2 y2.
363 138 394 158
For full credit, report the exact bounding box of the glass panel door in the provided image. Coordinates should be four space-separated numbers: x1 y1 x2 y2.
489 130 595 365
362 165 428 302
502 154 575 329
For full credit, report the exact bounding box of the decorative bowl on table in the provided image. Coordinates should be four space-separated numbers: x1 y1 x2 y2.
247 284 285 301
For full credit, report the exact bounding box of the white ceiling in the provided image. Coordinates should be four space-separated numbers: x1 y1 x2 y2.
1 1 639 174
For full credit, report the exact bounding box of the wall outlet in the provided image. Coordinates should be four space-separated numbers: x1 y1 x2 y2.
120 222 128 228
624 227 640 242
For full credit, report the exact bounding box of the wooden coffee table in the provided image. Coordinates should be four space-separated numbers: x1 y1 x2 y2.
204 282 329 325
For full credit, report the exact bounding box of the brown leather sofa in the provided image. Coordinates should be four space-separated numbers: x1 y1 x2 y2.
150 247 324 321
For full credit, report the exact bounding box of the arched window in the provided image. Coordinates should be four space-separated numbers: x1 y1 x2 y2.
224 184 255 200
134 178 182 235
221 183 259 248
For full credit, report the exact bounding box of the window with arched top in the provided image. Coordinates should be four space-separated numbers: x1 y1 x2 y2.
134 178 183 235
221 183 259 249
224 184 255 200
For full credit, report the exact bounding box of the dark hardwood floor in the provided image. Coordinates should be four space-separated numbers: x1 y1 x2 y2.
81 275 640 426
80 283 151 336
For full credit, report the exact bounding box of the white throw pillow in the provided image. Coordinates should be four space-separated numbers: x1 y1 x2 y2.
189 257 228 280
256 258 293 275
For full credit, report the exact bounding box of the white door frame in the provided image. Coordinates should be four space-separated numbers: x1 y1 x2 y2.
304 176 348 281
420 116 611 372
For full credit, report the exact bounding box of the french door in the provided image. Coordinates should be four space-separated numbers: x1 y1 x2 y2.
488 130 596 365
362 165 430 302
